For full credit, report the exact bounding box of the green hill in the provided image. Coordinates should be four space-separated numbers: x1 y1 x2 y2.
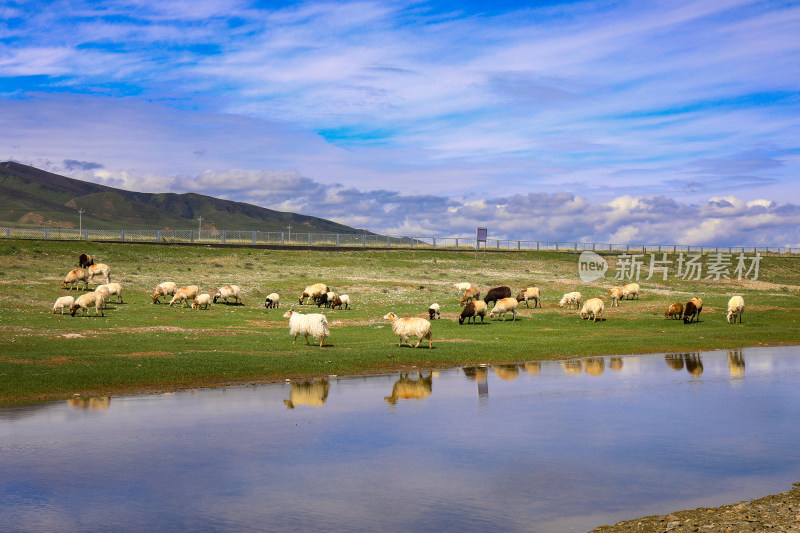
0 161 362 233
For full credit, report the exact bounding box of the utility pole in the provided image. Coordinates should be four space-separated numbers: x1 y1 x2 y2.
287 224 292 241
78 207 85 233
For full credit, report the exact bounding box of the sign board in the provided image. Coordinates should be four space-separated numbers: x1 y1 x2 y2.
476 227 488 242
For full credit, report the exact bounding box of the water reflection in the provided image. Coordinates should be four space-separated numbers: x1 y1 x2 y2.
463 365 489 400
67 396 111 410
562 359 582 375
492 364 519 381
728 349 745 377
284 379 330 408
582 357 605 376
665 353 704 375
384 371 432 403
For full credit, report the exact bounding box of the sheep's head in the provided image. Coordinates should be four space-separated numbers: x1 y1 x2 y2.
283 309 294 319
69 304 79 316
383 312 397 322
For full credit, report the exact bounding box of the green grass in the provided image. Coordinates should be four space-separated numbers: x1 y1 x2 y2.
1 239 799 404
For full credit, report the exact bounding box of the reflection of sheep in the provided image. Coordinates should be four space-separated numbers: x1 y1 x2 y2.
728 350 745 376
299 283 329 305
62 268 89 290
284 380 330 408
385 371 432 403
213 285 241 305
53 296 75 314
683 297 703 323
153 282 177 304
493 364 519 381
459 300 488 324
727 295 744 323
608 286 623 307
428 303 440 319
95 283 123 303
70 291 106 316
264 293 280 308
169 285 200 307
489 297 518 321
622 283 640 300
383 312 432 348
459 286 480 307
192 293 213 310
558 291 582 309
283 309 330 346
582 357 605 376
580 298 604 322
516 287 542 308
665 302 683 319
484 286 511 307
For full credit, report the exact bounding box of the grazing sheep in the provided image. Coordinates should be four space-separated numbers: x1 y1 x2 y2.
264 292 280 309
192 293 213 310
62 268 89 290
516 287 542 308
284 380 330 408
459 300 488 324
452 282 473 295
459 286 481 307
87 263 111 286
489 297 518 322
383 312 432 349
580 297 605 322
316 291 337 308
385 371 432 403
52 296 75 314
608 286 623 307
70 291 106 317
299 283 330 305
558 291 582 310
331 294 350 310
428 303 440 319
622 283 640 300
78 253 94 269
727 295 745 324
213 284 241 305
665 302 684 319
484 286 512 307
283 309 330 346
169 285 200 307
95 283 123 303
683 297 703 324
153 282 177 304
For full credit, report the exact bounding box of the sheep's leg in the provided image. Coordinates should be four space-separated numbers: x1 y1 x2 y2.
414 338 421 348
292 334 297 345
319 337 324 347
305 334 311 345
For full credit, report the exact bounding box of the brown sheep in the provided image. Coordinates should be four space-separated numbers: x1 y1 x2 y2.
459 286 480 307
459 300 488 324
484 286 511 306
683 297 703 323
665 302 683 319
78 253 94 269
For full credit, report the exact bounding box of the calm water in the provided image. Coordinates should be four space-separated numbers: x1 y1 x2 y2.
2 346 800 533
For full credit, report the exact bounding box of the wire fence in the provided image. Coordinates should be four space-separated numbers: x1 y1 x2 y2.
1 226 798 256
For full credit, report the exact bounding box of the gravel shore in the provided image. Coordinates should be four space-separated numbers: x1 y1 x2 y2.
590 483 800 532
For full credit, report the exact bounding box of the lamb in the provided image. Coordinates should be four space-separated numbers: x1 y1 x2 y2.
153 282 177 304
169 285 200 307
428 303 440 319
727 295 745 324
383 312 432 349
299 283 329 305
78 253 94 269
516 287 542 308
331 294 350 310
213 284 242 305
484 286 512 307
459 286 481 307
87 263 111 286
264 293 280 308
70 291 106 317
489 297 518 322
52 296 75 314
580 297 605 322
558 291 582 310
453 282 473 295
95 283 123 303
683 297 703 324
622 283 640 300
192 293 213 310
608 286 623 307
665 302 683 319
459 300 488 324
62 268 89 290
316 291 337 308
283 309 330 347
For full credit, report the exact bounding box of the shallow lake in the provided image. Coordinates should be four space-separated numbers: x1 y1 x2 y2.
2 346 800 533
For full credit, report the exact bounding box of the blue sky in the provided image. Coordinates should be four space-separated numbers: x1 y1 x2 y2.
2 0 800 245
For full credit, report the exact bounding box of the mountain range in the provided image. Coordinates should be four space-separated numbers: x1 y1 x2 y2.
0 162 361 234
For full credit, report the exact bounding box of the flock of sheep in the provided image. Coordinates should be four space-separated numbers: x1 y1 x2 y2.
52 253 746 350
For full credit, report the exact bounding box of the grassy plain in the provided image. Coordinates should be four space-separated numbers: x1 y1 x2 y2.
1 239 798 404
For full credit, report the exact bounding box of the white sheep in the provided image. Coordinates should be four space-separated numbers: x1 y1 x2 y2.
727 295 745 324
558 291 582 310
52 296 75 314
153 281 177 304
331 294 350 310
192 293 213 310
453 282 473 295
383 312 432 349
622 283 640 300
516 287 542 308
283 309 330 346
318 291 337 308
87 263 111 286
62 268 89 290
169 285 200 307
608 286 623 307
299 283 329 305
428 303 441 319
264 292 280 308
489 297 519 321
580 297 605 322
95 283 123 303
213 284 242 305
70 291 106 317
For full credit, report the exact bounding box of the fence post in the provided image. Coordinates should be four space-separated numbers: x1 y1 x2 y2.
336 234 340 247
363 234 366 248
252 231 257 245
411 237 415 249
456 238 459 251
121 230 125 242
556 242 559 252
387 236 390 248
434 237 437 250
308 234 312 246
222 230 226 244
537 241 540 251
45 229 50 240
190 230 194 244
5 228 9 238
517 241 520 251
157 230 161 243
700 246 703 255
281 232 284 246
